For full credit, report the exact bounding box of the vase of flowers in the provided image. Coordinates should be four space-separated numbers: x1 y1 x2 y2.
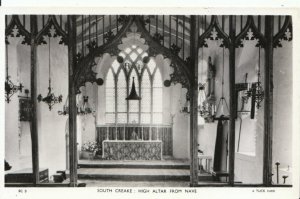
80 141 100 160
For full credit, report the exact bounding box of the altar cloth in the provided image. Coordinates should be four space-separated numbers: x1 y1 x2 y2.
102 140 162 160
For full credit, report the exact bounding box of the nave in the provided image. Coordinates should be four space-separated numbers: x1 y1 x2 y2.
4 14 293 188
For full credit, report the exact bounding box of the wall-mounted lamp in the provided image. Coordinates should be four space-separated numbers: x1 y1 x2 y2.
235 73 264 119
180 97 190 114
78 96 95 115
5 43 24 103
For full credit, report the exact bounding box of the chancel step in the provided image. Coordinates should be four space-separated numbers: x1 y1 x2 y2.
78 159 189 169
74 168 213 181
74 159 214 182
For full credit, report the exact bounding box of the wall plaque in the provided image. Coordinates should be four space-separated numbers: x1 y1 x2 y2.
19 98 32 121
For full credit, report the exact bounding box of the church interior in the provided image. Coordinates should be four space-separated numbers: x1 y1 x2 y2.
4 15 293 187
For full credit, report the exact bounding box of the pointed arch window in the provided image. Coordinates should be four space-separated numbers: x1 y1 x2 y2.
152 68 163 124
105 68 115 123
141 70 151 124
105 45 163 124
116 69 127 123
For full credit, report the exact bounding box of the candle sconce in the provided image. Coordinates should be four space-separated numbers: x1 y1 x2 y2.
37 86 63 111
78 96 95 115
235 73 264 119
5 76 24 103
180 97 190 114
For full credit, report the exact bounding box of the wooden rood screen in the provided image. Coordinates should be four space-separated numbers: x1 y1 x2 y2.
96 124 173 156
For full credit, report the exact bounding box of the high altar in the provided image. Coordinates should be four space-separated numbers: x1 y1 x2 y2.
97 124 172 160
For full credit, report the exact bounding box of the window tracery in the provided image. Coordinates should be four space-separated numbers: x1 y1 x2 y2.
105 45 163 124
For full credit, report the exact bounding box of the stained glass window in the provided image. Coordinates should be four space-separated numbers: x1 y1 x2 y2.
141 70 151 123
152 69 163 124
117 70 127 123
105 68 115 123
148 58 156 74
105 45 163 125
112 60 120 73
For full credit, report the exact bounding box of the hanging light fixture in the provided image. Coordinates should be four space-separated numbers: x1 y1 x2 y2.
252 46 264 109
198 83 208 116
242 46 264 110
126 77 141 100
58 95 69 115
215 46 229 119
5 42 24 103
37 37 62 110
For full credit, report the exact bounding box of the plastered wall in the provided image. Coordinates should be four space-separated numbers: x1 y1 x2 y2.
198 37 292 184
5 35 69 176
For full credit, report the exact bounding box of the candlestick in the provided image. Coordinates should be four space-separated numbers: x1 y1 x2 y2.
115 125 117 140
141 126 144 140
106 126 109 140
275 162 280 184
149 126 152 141
282 175 288 184
156 125 158 140
123 124 125 140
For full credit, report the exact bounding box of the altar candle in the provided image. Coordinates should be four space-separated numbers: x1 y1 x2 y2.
106 126 109 140
123 124 125 140
141 126 144 140
156 125 159 140
115 125 117 140
149 126 152 141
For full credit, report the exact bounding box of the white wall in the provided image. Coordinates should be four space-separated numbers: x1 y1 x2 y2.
272 40 293 184
5 35 69 177
198 35 293 184
5 36 32 172
36 36 68 176
198 37 263 183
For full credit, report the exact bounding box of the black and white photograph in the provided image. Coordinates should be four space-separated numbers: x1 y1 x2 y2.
1 3 300 199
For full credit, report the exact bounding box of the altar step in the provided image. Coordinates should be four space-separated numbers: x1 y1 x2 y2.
76 159 214 181
78 159 189 170
77 168 213 181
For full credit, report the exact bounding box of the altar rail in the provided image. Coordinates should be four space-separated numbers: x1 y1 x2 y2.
96 124 172 156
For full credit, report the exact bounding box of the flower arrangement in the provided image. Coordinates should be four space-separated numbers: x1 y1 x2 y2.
81 141 99 153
